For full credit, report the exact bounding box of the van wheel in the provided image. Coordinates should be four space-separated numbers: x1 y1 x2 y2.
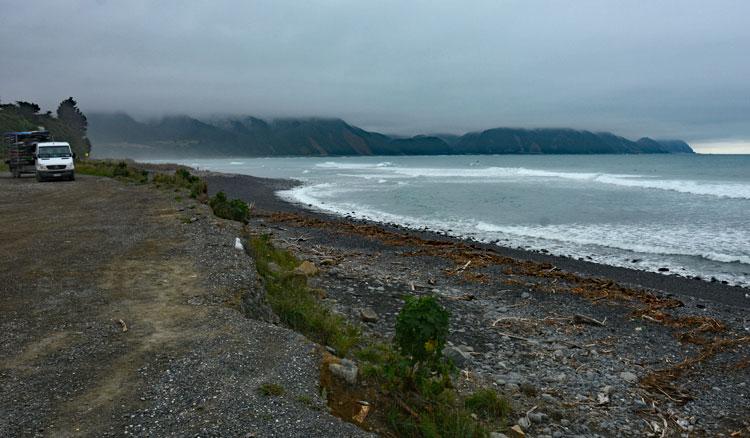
36 173 43 182
69 174 75 181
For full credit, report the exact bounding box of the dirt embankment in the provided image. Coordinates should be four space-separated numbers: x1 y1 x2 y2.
0 174 367 437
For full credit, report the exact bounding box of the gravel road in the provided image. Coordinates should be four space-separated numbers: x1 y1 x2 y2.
0 173 368 437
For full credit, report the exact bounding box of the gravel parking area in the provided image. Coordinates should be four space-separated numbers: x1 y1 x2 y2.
0 173 368 437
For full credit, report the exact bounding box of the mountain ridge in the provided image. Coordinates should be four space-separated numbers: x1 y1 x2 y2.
88 112 694 158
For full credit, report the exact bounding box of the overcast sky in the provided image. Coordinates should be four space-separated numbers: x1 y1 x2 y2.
1 0 748 151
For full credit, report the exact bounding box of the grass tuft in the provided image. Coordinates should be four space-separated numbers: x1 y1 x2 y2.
465 389 512 420
249 234 360 356
259 383 285 396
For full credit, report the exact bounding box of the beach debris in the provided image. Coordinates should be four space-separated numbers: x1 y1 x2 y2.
359 307 379 322
294 260 319 276
596 392 610 405
443 346 471 367
234 237 244 251
352 402 371 423
509 424 526 436
517 416 531 430
329 359 358 384
115 318 128 332
573 313 607 327
446 293 476 301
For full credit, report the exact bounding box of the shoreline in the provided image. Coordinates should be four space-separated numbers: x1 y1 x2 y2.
201 170 750 310
199 168 750 435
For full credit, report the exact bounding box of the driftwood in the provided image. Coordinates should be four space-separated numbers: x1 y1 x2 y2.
573 314 607 326
116 319 128 332
395 396 420 420
445 293 475 301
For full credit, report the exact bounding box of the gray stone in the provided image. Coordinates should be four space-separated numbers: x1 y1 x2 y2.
329 359 358 384
359 307 379 322
267 262 281 273
521 292 531 299
518 416 531 430
619 371 638 383
529 412 546 423
444 346 471 368
457 344 475 352
490 433 509 438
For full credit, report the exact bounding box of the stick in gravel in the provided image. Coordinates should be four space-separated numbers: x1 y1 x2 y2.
573 314 607 326
116 319 128 332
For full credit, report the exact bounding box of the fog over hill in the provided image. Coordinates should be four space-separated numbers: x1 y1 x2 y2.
88 113 693 158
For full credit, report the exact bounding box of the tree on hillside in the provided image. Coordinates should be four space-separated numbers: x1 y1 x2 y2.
16 101 41 117
56 97 92 156
57 97 87 133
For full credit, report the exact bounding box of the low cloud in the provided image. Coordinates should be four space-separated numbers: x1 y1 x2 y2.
1 0 748 144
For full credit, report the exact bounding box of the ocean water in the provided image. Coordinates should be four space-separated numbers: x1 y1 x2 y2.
171 154 750 287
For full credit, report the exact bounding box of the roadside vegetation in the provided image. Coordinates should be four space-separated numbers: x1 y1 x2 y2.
209 191 251 223
153 168 208 199
76 160 212 201
249 234 361 355
248 234 511 437
76 160 149 183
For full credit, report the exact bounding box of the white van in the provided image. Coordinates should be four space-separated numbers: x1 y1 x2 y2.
35 142 75 181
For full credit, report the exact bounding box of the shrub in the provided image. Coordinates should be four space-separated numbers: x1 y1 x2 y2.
112 161 130 177
209 191 250 223
395 295 450 367
464 389 511 420
152 168 207 199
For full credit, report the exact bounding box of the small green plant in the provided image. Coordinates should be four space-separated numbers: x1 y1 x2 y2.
209 191 250 223
152 168 207 199
259 383 285 396
395 295 450 367
464 389 511 420
296 394 318 409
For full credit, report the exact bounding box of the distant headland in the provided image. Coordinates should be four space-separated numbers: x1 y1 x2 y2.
88 112 694 158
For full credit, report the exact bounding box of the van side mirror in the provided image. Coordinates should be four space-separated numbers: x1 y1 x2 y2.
32 153 37 159
72 153 77 159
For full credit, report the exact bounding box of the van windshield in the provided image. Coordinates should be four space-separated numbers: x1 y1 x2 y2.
38 146 71 158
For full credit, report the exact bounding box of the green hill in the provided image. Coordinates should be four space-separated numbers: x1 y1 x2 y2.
87 112 695 158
